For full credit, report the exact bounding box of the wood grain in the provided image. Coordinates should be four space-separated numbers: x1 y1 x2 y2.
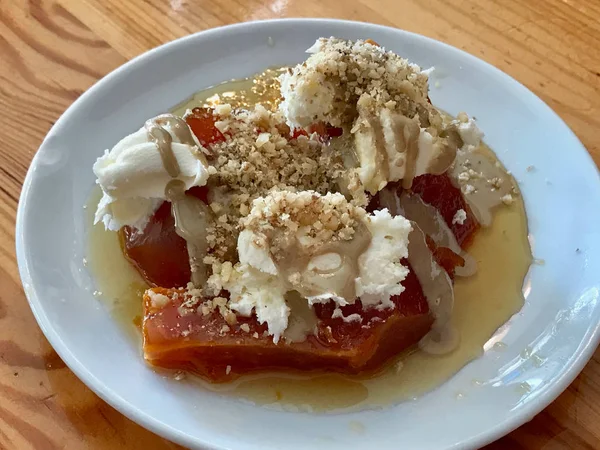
1 0 599 448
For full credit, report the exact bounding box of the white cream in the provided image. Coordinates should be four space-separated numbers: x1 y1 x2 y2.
237 229 278 275
93 117 209 231
279 38 429 129
225 264 289 343
355 209 412 309
226 206 412 340
457 117 484 148
279 69 339 130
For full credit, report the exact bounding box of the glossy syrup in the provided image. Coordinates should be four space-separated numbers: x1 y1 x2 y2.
86 70 532 412
86 190 147 344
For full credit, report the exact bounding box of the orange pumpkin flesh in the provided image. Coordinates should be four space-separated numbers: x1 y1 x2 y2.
143 264 432 382
411 174 480 247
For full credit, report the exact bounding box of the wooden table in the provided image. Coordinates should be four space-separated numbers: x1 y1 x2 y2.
1 0 599 448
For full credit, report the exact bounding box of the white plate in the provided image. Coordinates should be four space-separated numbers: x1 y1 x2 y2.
16 19 600 450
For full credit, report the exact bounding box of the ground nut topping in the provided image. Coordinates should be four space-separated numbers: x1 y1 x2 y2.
240 190 366 252
194 104 355 263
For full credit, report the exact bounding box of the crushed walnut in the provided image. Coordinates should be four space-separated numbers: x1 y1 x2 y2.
240 190 366 252
193 105 355 265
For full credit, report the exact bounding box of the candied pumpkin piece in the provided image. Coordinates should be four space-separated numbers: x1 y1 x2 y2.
185 107 226 147
121 202 190 288
143 268 433 382
120 187 210 288
410 174 480 247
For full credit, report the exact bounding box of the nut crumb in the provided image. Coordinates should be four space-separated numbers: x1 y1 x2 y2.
452 209 467 225
147 291 170 308
501 194 514 205
462 184 476 195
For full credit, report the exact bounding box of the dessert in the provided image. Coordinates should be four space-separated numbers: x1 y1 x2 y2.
89 38 531 405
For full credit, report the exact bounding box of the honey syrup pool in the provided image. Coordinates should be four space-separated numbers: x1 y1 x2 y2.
87 69 532 413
